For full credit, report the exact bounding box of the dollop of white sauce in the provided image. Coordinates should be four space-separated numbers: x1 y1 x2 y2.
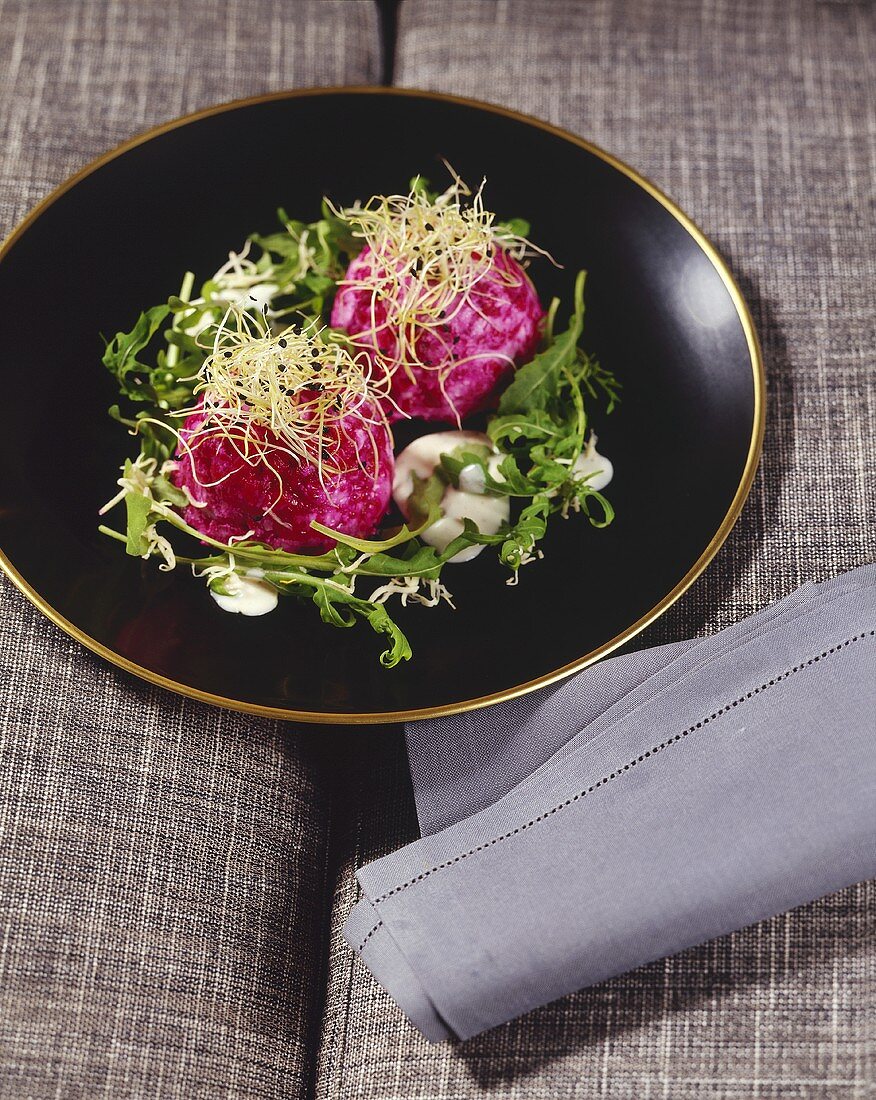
183 283 282 340
223 282 279 312
457 462 487 494
393 431 510 564
210 571 279 616
570 438 613 492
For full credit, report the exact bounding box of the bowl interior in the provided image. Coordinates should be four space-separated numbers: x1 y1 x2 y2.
0 91 758 719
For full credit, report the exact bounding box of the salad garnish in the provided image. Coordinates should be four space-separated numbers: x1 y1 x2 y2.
327 168 549 387
99 172 619 667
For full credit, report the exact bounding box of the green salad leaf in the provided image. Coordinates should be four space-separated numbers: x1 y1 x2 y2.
249 200 362 318
406 470 447 527
123 483 153 557
497 270 586 415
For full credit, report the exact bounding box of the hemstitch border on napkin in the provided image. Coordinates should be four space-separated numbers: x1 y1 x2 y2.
360 630 874 924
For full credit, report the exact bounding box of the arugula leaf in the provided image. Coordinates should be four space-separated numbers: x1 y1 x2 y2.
486 410 558 449
437 443 492 480
151 474 189 509
497 270 586 415
102 304 173 404
309 514 437 554
365 603 413 668
312 584 357 628
499 496 552 570
108 405 177 467
249 204 362 319
409 175 436 200
496 216 531 239
310 582 412 666
571 485 615 528
492 454 538 494
577 350 622 413
407 470 447 527
102 304 169 376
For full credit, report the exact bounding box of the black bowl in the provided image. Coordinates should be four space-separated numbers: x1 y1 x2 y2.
0 88 763 723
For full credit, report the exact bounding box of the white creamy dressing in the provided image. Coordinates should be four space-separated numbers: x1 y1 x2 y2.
569 438 613 492
220 282 280 312
210 569 279 616
181 282 282 341
392 431 510 563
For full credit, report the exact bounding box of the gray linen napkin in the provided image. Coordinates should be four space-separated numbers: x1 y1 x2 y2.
345 565 876 1042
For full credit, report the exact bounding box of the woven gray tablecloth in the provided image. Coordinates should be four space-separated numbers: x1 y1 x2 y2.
1 1 874 1098
315 2 876 1098
0 3 379 1098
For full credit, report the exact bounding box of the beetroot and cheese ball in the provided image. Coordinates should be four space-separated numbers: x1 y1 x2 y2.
331 246 543 423
173 401 393 553
171 319 394 553
329 176 546 423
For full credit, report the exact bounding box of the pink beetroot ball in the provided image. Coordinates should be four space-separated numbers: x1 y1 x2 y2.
172 400 393 553
330 245 545 423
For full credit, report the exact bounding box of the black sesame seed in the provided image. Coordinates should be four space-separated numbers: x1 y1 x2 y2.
224 351 232 358
278 338 287 348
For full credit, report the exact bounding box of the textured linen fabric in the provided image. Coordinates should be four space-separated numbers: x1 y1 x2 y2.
0 0 380 235
319 735 876 1099
2 0 875 1096
0 2 379 1098
316 1 876 1096
404 573 870 838
406 636 696 836
347 568 876 1042
0 581 334 1099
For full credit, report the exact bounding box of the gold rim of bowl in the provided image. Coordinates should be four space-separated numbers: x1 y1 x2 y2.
0 86 766 725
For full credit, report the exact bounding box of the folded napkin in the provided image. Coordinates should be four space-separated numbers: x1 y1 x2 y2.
345 565 876 1042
